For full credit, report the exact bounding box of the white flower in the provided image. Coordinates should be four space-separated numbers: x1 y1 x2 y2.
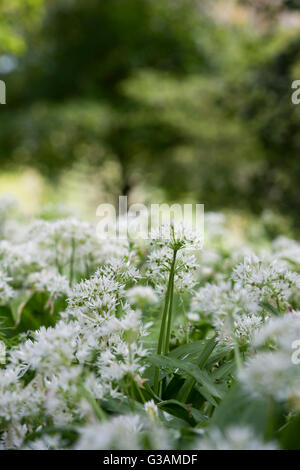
232 255 300 310
272 236 300 265
10 320 77 374
0 340 6 364
239 351 295 402
0 269 15 304
27 269 71 299
147 246 198 294
196 426 278 450
0 368 44 425
28 217 104 276
0 423 27 449
204 212 228 241
74 414 170 450
253 311 300 352
216 313 262 347
0 240 45 285
239 312 300 407
144 400 158 421
23 434 62 450
190 280 262 346
187 312 200 322
74 415 143 450
150 222 203 251
126 286 158 306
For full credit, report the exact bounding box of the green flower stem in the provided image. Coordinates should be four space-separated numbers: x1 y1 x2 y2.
229 311 243 372
233 338 243 372
135 381 146 404
128 344 136 412
80 386 107 421
153 285 171 395
164 251 177 355
55 239 62 274
130 378 136 412
154 249 177 395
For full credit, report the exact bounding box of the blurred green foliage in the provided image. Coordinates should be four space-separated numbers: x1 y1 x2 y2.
0 0 300 222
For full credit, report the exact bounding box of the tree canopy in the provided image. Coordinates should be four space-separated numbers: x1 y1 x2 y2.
0 0 300 221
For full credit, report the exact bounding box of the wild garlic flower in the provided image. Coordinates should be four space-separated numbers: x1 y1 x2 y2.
64 263 148 398
147 246 198 294
66 265 125 322
204 212 228 243
1 219 30 244
215 313 263 347
74 415 143 450
144 400 158 421
105 257 141 283
2 201 300 449
189 281 262 346
1 325 105 440
150 222 203 251
66 261 141 327
239 351 299 404
126 285 159 307
0 423 28 450
0 368 44 425
10 320 78 375
187 312 200 322
96 334 148 394
97 238 137 263
74 414 170 450
27 269 71 299
232 255 300 311
272 236 300 265
190 281 258 319
0 240 45 285
196 426 278 450
43 366 94 426
22 434 62 450
239 312 300 407
0 340 6 364
28 217 102 276
30 217 94 247
253 311 300 351
0 269 15 305
197 248 222 279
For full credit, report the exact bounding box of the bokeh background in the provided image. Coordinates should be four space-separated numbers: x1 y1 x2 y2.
0 0 300 228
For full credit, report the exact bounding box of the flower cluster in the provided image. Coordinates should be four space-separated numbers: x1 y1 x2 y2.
0 198 300 450
189 255 300 346
239 311 300 408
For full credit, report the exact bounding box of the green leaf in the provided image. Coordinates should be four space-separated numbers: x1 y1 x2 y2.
259 301 281 316
279 413 300 450
10 290 33 326
205 345 232 367
177 376 195 403
158 399 208 424
102 397 145 415
195 384 219 407
176 337 218 403
198 337 217 368
212 360 235 380
211 383 270 432
169 340 208 359
143 382 161 402
148 354 222 398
